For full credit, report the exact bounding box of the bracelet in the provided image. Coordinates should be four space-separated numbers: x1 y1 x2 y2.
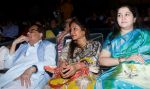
32 65 38 73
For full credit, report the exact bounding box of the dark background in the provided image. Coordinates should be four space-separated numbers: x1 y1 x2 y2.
0 0 150 21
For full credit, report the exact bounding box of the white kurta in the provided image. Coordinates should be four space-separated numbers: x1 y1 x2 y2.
0 46 9 69
0 40 56 89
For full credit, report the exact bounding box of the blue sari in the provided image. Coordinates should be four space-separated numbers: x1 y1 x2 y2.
95 28 150 89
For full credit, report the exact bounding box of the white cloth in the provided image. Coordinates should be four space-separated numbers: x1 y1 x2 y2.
0 46 9 69
0 41 56 89
13 42 39 66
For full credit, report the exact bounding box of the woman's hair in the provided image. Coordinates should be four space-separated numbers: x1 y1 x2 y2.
68 17 89 59
110 4 141 40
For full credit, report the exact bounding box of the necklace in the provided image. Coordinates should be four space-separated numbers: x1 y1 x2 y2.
78 41 88 49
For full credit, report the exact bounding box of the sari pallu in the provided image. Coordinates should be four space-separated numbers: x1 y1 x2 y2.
95 61 150 89
95 28 150 89
45 57 98 89
48 67 96 89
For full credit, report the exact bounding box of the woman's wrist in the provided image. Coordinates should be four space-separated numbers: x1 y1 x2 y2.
75 63 86 70
118 58 126 63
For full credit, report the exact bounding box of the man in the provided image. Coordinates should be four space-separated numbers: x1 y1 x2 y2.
0 24 56 89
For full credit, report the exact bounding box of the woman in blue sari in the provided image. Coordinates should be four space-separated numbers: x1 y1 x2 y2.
95 4 150 89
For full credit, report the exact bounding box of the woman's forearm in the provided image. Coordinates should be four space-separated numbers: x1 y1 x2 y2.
75 62 86 70
99 57 120 66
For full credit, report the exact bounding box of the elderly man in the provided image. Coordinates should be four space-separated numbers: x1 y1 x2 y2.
0 24 56 89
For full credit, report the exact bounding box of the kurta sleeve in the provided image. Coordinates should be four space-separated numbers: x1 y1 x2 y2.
35 43 56 73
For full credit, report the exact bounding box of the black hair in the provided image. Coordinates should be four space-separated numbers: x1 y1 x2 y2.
68 17 89 59
110 4 141 41
33 23 44 34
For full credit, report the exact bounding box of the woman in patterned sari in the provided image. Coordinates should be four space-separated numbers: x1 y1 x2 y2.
95 4 150 89
46 17 101 89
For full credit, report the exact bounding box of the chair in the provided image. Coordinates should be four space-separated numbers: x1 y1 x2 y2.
89 33 103 44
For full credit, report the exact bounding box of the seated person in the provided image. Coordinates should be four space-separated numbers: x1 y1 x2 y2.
57 17 73 58
0 24 56 89
95 4 150 89
45 18 61 39
45 17 101 89
0 20 19 38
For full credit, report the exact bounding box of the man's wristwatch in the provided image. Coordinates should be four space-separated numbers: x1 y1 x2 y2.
32 65 38 73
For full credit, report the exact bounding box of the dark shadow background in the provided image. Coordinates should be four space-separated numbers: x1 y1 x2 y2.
0 0 150 21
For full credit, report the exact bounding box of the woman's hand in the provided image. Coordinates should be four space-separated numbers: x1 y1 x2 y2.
57 32 64 43
58 59 68 67
126 54 144 63
60 64 77 78
57 31 68 43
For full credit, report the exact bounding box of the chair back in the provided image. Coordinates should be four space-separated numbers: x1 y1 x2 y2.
89 33 103 44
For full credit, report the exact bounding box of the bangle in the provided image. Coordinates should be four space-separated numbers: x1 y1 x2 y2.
32 65 38 73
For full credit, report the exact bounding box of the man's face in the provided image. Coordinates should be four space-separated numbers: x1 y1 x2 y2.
27 25 43 45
